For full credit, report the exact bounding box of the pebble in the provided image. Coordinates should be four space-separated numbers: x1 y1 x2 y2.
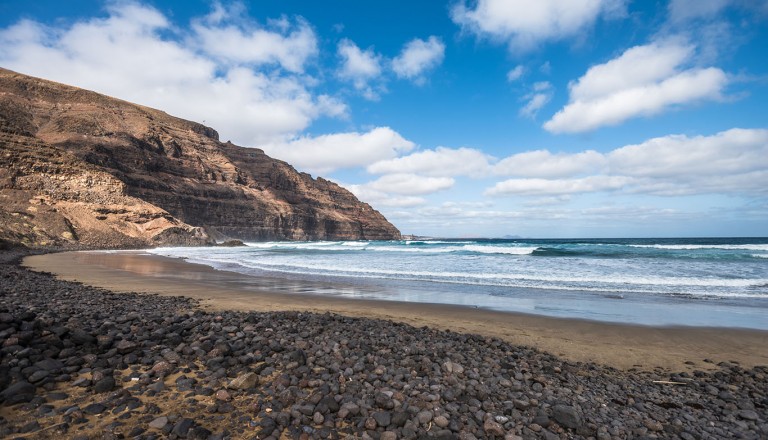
149 416 169 429
227 372 258 390
0 250 765 440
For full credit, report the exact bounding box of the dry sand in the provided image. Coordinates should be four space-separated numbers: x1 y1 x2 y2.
24 251 768 373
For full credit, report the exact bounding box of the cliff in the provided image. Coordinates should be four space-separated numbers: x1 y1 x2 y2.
0 68 400 248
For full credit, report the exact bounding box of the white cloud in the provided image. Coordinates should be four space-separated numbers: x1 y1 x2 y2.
345 186 427 208
392 36 445 83
608 128 768 194
451 0 627 51
191 10 317 73
486 128 768 198
363 174 455 195
367 147 493 177
261 127 416 175
544 41 728 133
494 149 606 177
486 175 631 197
0 3 344 146
506 65 525 82
668 0 730 22
519 81 553 118
337 38 383 99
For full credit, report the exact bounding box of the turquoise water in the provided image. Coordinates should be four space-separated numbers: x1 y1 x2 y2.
149 238 768 329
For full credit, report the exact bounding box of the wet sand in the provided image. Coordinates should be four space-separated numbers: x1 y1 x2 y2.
24 251 768 372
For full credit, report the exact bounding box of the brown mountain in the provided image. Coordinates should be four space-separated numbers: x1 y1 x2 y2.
0 68 400 248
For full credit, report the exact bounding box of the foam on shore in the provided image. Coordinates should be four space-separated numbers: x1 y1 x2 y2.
24 251 768 372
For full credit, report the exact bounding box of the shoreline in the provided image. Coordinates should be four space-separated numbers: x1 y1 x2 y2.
24 250 768 372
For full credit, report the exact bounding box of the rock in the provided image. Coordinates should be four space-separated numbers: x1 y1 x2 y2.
417 410 434 425
149 416 169 429
83 403 106 415
442 361 464 374
34 358 64 372
218 240 246 247
381 432 398 440
69 329 96 345
391 410 409 427
484 418 506 436
552 405 581 429
93 376 116 393
189 426 213 439
1 246 767 440
0 68 401 247
115 340 138 354
171 418 194 437
20 420 41 433
147 381 165 393
161 349 181 363
228 372 259 390
1 380 35 402
739 410 759 421
644 419 663 432
339 402 360 419
27 370 49 383
373 411 392 428
287 349 307 366
150 361 173 376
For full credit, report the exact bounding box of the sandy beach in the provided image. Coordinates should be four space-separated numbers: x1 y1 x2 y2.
3 249 767 439
24 251 768 372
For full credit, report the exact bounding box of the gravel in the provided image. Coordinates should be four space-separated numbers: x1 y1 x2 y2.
0 249 766 439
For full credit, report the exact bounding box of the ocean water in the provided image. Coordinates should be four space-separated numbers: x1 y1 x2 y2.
148 238 768 329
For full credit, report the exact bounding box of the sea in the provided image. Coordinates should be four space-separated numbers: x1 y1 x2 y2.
148 237 768 329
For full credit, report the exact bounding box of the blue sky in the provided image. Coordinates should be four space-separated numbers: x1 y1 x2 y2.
1 0 767 238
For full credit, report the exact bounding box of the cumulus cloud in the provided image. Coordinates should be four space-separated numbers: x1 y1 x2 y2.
337 38 384 100
392 36 445 83
486 176 631 197
363 174 455 195
345 186 427 208
486 128 768 198
494 150 606 178
191 7 317 73
346 174 454 210
344 172 456 214
544 40 728 133
451 0 627 51
261 127 416 175
367 147 493 177
0 2 343 146
608 128 768 194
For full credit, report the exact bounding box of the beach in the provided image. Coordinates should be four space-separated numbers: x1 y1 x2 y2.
1 249 766 439
23 251 768 372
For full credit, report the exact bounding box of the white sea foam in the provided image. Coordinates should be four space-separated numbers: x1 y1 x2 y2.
629 244 768 251
214 255 765 288
146 239 768 302
459 245 538 255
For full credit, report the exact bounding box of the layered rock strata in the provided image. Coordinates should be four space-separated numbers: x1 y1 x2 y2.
0 68 400 247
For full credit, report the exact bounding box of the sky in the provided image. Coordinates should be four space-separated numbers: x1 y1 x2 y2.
1 0 767 238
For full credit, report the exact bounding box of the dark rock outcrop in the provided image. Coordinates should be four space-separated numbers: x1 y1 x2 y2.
0 68 400 247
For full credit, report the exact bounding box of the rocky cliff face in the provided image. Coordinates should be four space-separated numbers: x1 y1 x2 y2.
0 68 400 248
